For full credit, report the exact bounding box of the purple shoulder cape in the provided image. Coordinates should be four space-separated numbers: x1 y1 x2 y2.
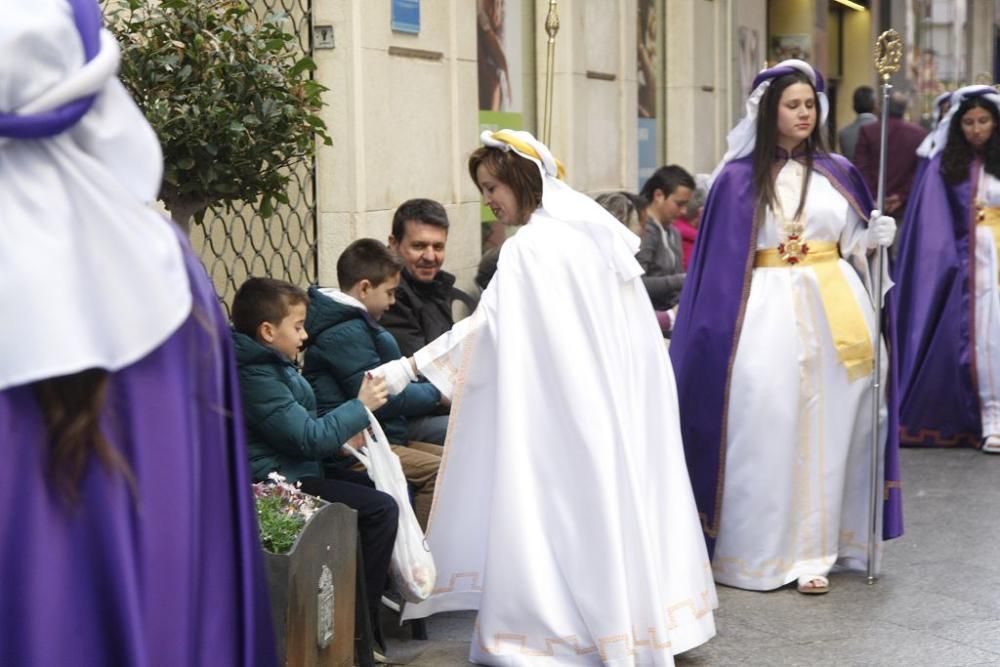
0 232 276 666
893 155 983 446
669 153 904 556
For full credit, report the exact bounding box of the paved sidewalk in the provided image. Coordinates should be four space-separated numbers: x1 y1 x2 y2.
383 449 1000 666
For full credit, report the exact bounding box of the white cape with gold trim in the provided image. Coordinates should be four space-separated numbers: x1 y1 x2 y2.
402 209 717 666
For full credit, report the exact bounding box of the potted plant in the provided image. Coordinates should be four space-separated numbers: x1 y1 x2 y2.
255 474 358 667
103 0 331 233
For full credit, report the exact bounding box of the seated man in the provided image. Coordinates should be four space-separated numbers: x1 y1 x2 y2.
231 277 396 651
381 198 461 357
303 239 446 530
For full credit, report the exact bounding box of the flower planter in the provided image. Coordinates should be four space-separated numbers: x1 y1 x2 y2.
264 502 358 667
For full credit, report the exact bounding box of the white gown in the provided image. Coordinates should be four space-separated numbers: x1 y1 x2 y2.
402 209 718 665
974 169 1000 437
711 160 888 591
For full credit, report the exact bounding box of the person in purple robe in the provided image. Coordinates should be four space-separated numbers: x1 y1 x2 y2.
670 60 904 595
894 85 1000 453
0 1 276 664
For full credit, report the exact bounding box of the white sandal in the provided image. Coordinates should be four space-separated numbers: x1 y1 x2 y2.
983 435 1000 454
796 574 830 595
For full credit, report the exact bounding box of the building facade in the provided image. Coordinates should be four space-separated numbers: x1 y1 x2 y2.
205 0 999 298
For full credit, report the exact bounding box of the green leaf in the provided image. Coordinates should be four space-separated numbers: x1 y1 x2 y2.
289 57 317 77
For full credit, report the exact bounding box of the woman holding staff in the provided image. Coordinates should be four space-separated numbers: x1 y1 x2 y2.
669 60 904 595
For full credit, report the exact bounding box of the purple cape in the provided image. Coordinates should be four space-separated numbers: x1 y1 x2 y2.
669 153 904 556
0 234 276 665
893 155 983 447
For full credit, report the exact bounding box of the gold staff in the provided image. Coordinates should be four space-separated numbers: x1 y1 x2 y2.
868 28 902 585
541 0 560 145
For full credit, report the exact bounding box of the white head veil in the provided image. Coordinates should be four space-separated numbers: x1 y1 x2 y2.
0 0 191 391
709 59 830 185
915 90 954 158
925 84 1000 159
480 129 643 280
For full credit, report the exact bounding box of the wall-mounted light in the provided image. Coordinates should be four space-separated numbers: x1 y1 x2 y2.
832 0 867 10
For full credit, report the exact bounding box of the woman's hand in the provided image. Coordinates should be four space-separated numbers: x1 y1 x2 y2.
370 358 417 395
358 372 388 411
867 210 896 249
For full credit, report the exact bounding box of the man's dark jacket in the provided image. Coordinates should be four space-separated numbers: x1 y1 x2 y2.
380 268 456 357
852 116 928 218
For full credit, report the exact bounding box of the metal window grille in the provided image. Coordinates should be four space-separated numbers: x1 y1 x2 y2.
190 0 317 314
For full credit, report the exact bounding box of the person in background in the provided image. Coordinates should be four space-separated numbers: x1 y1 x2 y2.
595 190 673 335
838 85 878 160
853 90 927 230
382 199 459 359
893 85 1000 453
636 165 692 311
0 2 275 663
673 173 709 269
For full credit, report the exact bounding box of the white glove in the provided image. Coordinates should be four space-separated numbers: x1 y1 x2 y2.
371 358 417 395
867 210 896 249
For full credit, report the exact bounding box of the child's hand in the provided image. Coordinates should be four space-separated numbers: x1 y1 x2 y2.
358 372 388 411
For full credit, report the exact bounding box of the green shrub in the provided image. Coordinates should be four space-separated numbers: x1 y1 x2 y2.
104 0 331 230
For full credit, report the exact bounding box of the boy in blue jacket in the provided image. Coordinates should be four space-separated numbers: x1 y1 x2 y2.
303 240 446 530
231 277 396 649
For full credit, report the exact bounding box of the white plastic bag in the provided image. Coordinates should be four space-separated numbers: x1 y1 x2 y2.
343 409 436 603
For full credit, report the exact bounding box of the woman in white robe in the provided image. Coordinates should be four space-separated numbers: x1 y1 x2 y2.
668 60 904 596
386 130 718 666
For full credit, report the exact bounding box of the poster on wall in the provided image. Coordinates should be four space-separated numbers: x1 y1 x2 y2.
477 0 523 242
770 34 812 63
477 0 523 130
637 0 657 189
737 26 761 100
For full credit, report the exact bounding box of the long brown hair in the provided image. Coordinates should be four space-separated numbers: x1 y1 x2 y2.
940 96 1000 185
751 71 829 220
33 369 134 504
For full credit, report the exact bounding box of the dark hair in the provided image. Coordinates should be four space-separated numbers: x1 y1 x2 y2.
639 165 695 202
940 96 1000 186
336 238 404 290
475 247 501 291
231 277 309 338
852 85 876 114
468 147 543 224
752 71 828 219
391 198 450 241
887 91 908 118
33 369 135 505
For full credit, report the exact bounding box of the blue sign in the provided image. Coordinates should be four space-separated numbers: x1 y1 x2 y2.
392 0 420 34
638 117 657 189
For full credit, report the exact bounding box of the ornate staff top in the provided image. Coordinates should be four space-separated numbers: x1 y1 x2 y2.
541 0 560 145
874 29 902 83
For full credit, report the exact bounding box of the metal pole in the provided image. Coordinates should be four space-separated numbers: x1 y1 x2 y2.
868 29 902 585
542 0 560 146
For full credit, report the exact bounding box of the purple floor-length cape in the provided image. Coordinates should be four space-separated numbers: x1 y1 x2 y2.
0 233 277 666
669 153 904 557
893 155 983 447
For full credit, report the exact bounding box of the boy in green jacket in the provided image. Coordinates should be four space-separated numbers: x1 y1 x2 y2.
231 276 396 651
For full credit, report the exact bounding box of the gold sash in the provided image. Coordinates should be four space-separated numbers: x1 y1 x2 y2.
977 206 1000 264
755 241 873 381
